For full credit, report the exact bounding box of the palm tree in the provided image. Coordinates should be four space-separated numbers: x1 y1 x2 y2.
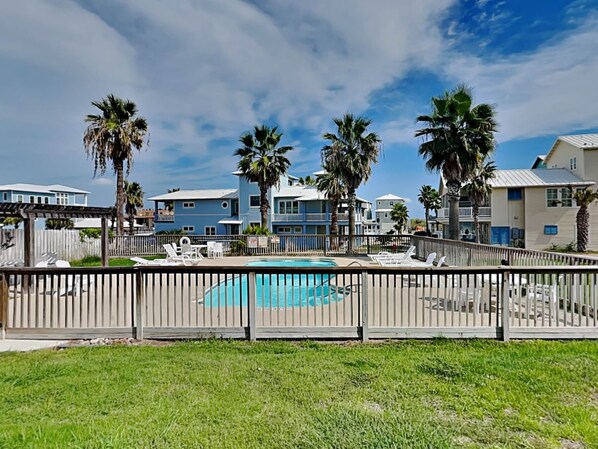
573 188 598 252
124 181 144 236
417 185 441 233
164 188 180 212
234 125 293 229
298 175 316 186
463 160 496 244
1 217 22 229
390 203 409 234
45 219 74 230
315 167 346 238
416 85 497 240
322 113 381 253
83 94 149 235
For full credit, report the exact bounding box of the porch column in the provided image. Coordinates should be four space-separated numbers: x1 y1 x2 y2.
101 217 109 267
23 217 35 267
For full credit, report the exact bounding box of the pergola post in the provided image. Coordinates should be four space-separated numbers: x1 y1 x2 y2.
23 218 35 267
101 217 109 267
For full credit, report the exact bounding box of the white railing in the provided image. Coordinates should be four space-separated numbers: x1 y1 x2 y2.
2 265 597 341
437 207 491 219
272 212 352 222
154 214 174 222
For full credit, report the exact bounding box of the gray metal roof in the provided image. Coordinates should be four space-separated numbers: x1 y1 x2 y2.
149 189 238 201
558 134 598 149
0 183 89 194
490 169 594 188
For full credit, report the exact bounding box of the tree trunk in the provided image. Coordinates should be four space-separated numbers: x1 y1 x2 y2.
259 186 269 230
115 160 125 236
330 198 339 250
472 203 480 244
425 208 430 233
577 205 589 252
446 181 461 241
347 188 356 254
129 213 135 236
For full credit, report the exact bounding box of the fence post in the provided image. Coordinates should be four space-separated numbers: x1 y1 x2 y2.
0 273 8 339
501 269 510 342
134 270 144 340
361 270 369 342
248 271 257 341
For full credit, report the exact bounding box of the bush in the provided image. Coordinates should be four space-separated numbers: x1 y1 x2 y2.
79 228 114 242
242 225 269 236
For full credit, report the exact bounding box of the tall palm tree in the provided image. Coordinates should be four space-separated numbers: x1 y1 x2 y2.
315 167 346 238
416 85 497 240
573 188 598 252
390 202 409 234
164 188 180 212
322 113 381 253
234 125 293 229
417 185 441 233
124 181 144 236
83 94 149 235
463 160 496 244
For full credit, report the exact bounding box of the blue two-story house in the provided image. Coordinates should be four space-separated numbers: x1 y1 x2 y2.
149 172 370 235
0 183 89 206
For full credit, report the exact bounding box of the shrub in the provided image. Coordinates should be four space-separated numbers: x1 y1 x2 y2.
242 225 269 236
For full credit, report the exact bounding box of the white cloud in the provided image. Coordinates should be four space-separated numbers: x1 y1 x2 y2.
91 178 114 186
442 14 598 142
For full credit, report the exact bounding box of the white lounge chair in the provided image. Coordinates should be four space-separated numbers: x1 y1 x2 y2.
436 256 446 267
374 246 416 266
163 244 202 266
130 256 179 266
385 252 436 267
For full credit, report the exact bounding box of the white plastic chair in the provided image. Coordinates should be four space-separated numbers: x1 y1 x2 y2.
206 241 216 258
163 244 202 266
212 242 224 259
436 256 446 267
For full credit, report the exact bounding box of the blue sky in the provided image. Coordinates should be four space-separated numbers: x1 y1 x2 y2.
1 0 598 217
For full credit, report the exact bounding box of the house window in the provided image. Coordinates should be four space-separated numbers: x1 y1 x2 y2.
182 225 195 232
279 200 299 214
544 225 558 235
56 193 68 205
546 188 572 207
249 195 260 207
507 188 522 201
44 197 49 204
294 226 302 233
37 197 42 204
182 202 195 208
277 226 291 233
570 157 577 170
205 226 216 236
384 213 388 218
221 201 228 209
2 193 7 201
17 195 23 203
29 196 35 203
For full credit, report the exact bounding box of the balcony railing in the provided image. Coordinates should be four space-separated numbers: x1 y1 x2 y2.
154 213 175 222
273 212 352 222
437 207 491 219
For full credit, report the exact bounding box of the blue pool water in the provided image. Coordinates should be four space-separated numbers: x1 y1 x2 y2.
204 259 345 308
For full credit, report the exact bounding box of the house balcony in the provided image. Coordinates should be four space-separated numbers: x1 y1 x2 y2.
272 212 353 222
154 213 175 223
436 207 492 221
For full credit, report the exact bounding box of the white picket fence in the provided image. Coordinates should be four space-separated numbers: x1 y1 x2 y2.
0 229 100 262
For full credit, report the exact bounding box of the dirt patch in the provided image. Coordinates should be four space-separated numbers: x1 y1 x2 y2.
60 338 174 348
560 439 585 449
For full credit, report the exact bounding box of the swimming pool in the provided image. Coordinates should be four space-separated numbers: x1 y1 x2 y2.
203 259 345 308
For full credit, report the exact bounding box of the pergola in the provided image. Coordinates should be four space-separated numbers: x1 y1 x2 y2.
0 203 115 267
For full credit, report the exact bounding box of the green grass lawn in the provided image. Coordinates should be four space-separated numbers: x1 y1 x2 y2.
70 255 164 267
1 340 597 449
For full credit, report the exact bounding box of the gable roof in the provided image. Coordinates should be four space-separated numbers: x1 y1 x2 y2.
149 189 238 201
376 193 405 201
274 185 370 203
545 133 598 162
0 183 89 194
490 169 593 188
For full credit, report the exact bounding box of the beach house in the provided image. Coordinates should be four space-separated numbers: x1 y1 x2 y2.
436 133 598 250
150 172 371 235
0 183 89 206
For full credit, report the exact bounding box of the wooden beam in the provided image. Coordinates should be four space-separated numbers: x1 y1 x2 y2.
101 217 109 267
0 274 8 339
23 218 35 267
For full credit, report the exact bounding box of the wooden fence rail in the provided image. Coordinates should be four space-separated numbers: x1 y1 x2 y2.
1 265 597 341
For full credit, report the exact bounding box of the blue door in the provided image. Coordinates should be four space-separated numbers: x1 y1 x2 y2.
491 226 510 246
